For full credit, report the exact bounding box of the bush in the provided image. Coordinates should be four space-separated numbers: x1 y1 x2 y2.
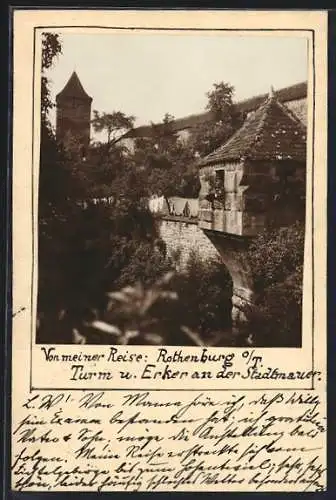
170 251 233 344
75 248 233 346
241 223 305 347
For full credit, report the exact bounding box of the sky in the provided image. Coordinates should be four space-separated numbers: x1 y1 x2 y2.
45 32 308 128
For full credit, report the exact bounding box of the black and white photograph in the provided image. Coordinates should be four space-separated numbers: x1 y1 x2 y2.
10 11 328 494
37 30 308 348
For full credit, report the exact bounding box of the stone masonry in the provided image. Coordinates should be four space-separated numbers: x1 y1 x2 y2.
198 89 306 331
158 216 220 266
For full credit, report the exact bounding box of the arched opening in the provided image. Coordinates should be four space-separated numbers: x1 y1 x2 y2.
149 245 234 347
204 259 234 347
201 229 254 342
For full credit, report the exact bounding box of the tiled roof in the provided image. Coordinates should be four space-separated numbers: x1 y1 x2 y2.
124 81 307 139
56 71 92 102
199 91 306 166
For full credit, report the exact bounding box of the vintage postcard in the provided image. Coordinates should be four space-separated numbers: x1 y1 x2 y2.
11 9 327 492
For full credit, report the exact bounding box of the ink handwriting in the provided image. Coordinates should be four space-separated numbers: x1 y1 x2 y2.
12 391 326 492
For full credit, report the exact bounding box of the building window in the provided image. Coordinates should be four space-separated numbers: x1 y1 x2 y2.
214 170 225 204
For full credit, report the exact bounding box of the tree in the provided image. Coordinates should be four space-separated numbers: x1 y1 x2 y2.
38 126 164 343
38 33 79 243
85 111 137 196
37 34 163 343
37 44 246 346
68 248 234 346
133 113 199 199
91 110 135 146
240 223 305 348
39 33 86 338
169 251 233 345
189 81 244 157
41 33 62 123
131 83 244 200
207 82 235 120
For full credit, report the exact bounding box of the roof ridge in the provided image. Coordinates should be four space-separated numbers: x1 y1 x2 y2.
199 91 306 166
231 95 271 159
203 109 256 162
255 94 273 134
244 99 268 158
125 81 307 138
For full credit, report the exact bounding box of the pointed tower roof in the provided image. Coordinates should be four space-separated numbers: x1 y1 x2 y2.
56 71 92 102
199 89 306 166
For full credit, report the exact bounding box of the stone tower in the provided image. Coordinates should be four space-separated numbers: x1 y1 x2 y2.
56 71 92 153
198 89 307 332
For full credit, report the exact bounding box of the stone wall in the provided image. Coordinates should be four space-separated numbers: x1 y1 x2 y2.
285 98 307 126
246 97 307 126
158 216 220 266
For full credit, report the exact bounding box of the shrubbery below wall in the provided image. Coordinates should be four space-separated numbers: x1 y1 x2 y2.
38 239 234 346
38 216 305 348
92 249 234 347
64 223 305 348
169 251 233 346
238 223 305 348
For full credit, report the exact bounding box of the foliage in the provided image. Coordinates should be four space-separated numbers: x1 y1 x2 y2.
41 33 62 123
189 81 244 157
133 113 199 199
39 33 84 321
240 223 305 347
83 272 178 345
131 82 244 199
170 251 233 345
37 141 164 344
91 110 135 146
37 34 165 344
71 249 234 346
114 241 172 289
40 36 297 349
